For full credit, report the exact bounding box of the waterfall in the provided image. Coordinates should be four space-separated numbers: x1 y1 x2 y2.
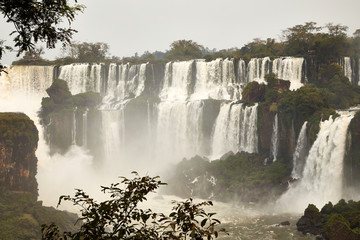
156 101 204 162
101 108 125 164
58 63 104 94
270 114 279 162
82 109 88 147
160 61 193 101
342 57 352 83
102 63 148 109
0 65 53 96
247 57 270 84
211 102 258 158
278 112 354 212
192 59 238 101
127 63 147 98
272 57 304 90
291 121 308 179
72 109 77 145
238 59 246 85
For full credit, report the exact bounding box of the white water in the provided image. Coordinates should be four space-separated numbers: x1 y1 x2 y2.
247 57 270 84
291 122 308 179
82 109 88 147
156 101 204 162
238 59 246 85
211 102 258 158
0 67 104 208
270 114 279 162
161 61 193 101
272 57 304 90
192 59 239 101
0 65 53 96
58 63 103 94
342 57 352 83
101 108 125 165
1 63 358 239
277 113 354 212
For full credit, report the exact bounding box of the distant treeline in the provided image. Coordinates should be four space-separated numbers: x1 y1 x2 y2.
12 22 360 66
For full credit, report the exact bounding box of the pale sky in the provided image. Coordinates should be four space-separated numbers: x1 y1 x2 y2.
1 0 360 64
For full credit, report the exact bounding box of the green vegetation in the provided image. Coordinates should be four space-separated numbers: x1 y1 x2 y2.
165 40 204 61
297 199 360 239
42 173 226 240
0 112 38 148
168 153 291 202
0 188 78 240
0 0 84 72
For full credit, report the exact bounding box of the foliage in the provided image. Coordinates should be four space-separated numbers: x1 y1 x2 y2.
0 112 38 148
0 0 84 72
298 199 360 239
167 153 291 202
41 173 226 240
166 40 204 61
241 81 266 103
0 188 78 240
61 42 109 63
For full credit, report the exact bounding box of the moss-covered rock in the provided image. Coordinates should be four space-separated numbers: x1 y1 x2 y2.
0 190 79 240
241 81 266 103
166 152 292 202
297 199 360 240
322 214 360 240
46 79 72 104
73 91 101 108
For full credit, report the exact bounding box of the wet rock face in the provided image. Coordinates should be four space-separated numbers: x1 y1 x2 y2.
0 113 38 195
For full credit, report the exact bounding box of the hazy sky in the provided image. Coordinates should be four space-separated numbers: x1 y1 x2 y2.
1 0 360 64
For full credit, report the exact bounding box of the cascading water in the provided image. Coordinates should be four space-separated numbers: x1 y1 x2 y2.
0 65 53 96
291 121 308 179
156 101 204 162
0 66 99 208
160 60 193 101
272 57 304 90
101 107 125 165
237 59 246 85
342 57 352 83
58 63 103 94
102 63 148 109
277 112 354 212
72 109 77 145
82 109 88 147
192 59 238 101
270 114 279 162
247 57 270 84
211 102 258 158
1 60 308 210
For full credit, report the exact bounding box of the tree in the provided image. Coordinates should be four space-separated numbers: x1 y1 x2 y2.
166 40 204 61
282 22 322 55
61 41 109 62
0 0 84 71
22 46 45 61
41 173 226 240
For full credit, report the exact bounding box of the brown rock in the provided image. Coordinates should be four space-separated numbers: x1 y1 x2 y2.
0 113 38 195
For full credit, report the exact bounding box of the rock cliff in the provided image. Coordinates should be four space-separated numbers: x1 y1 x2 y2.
0 112 38 195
